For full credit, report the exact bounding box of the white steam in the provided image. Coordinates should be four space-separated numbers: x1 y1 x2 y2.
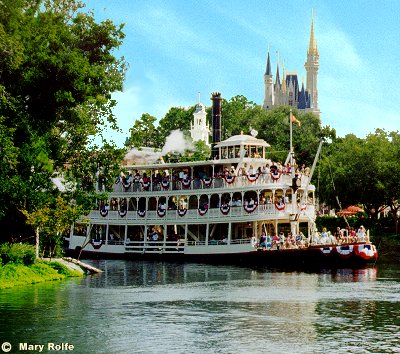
124 147 163 165
161 130 193 155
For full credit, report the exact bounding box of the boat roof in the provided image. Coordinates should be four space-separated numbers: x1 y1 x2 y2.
124 134 271 170
125 157 270 170
215 134 270 148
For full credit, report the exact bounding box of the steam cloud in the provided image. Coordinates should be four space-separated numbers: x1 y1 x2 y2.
161 130 193 155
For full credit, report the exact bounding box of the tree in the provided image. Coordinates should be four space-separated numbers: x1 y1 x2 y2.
127 113 161 148
158 106 196 144
220 95 257 139
180 140 211 162
0 0 127 241
22 196 86 258
318 129 400 234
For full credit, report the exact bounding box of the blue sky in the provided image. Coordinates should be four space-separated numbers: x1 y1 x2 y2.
84 0 399 145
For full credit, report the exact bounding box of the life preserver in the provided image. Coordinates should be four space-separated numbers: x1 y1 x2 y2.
274 202 286 211
137 209 146 218
247 173 259 182
224 175 235 184
177 208 187 217
118 209 127 218
244 203 258 213
354 244 377 260
202 177 213 187
220 204 230 215
336 245 354 258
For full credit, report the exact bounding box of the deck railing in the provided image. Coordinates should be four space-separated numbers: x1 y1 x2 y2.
88 203 315 222
110 173 310 193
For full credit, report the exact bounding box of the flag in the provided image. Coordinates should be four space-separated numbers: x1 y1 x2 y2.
291 114 301 126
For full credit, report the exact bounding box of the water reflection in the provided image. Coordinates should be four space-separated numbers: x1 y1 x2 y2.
0 261 399 354
83 260 380 288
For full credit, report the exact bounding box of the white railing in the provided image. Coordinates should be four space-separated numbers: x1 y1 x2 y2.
112 173 310 194
87 204 315 223
124 240 184 253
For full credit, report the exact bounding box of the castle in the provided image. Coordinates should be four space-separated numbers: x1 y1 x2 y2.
190 11 320 147
263 11 320 117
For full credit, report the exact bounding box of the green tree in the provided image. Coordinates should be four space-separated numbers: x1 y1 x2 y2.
318 129 400 233
220 95 257 139
127 113 161 148
0 0 127 241
22 196 86 258
158 106 196 144
180 140 211 162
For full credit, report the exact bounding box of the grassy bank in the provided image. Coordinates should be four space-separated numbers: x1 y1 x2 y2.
0 261 83 289
0 243 83 289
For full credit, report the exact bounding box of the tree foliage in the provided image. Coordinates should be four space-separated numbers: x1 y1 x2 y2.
158 106 196 144
0 0 127 242
127 113 161 148
318 129 400 233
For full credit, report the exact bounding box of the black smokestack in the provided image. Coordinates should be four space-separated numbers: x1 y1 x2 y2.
210 92 222 159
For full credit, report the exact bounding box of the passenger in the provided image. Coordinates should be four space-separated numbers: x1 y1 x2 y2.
259 232 267 250
285 234 292 248
312 231 320 245
350 227 357 242
334 227 343 244
328 231 336 245
320 228 328 245
357 226 366 242
140 173 150 191
279 232 285 249
266 234 272 249
272 234 279 249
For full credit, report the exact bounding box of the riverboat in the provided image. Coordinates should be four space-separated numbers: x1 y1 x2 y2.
66 92 377 267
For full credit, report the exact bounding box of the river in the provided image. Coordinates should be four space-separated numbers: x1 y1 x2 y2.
1 261 400 353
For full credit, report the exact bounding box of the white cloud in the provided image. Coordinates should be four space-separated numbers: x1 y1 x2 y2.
319 27 365 72
130 5 213 66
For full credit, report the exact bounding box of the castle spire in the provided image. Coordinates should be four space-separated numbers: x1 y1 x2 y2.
265 46 272 75
304 9 320 116
308 9 317 56
275 61 281 88
281 60 287 92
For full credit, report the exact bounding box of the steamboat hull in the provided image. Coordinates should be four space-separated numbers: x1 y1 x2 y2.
68 243 377 269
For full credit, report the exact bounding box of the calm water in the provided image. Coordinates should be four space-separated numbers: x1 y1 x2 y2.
1 261 400 354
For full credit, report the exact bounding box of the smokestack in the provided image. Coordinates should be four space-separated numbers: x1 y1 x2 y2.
210 92 222 159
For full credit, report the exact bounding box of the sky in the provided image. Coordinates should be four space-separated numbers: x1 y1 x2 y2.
84 0 399 145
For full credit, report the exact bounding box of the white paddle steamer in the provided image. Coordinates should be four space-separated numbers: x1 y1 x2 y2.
66 93 377 266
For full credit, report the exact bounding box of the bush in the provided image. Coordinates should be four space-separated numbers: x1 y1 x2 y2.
0 243 36 266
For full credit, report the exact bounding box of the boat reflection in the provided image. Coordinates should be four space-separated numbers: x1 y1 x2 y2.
80 260 377 288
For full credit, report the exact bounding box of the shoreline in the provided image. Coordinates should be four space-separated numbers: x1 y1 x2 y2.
0 258 89 290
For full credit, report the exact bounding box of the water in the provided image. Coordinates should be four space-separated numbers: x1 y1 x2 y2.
1 261 400 354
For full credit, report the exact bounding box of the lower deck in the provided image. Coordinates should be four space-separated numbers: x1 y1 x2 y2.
66 239 377 268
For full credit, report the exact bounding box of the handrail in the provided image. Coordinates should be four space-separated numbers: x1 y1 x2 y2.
110 173 312 194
